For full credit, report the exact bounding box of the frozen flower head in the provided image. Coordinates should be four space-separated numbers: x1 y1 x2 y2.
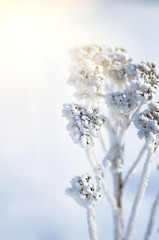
127 61 159 102
109 63 136 89
69 43 132 97
63 103 106 148
70 43 106 63
68 59 105 99
134 103 159 140
106 61 159 114
106 89 138 113
96 47 132 72
65 174 101 208
93 46 132 90
109 61 159 96
70 43 131 70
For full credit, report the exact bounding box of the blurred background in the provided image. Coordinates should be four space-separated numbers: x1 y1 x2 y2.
0 0 159 239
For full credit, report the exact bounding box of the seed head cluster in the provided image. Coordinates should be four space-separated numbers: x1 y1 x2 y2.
65 174 101 207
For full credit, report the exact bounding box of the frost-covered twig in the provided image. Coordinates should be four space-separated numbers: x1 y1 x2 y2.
128 102 143 127
86 147 117 211
123 142 147 186
87 205 98 240
112 170 124 240
144 191 159 240
126 140 155 240
99 127 109 153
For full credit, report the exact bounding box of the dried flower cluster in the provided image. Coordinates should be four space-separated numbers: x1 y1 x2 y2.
63 103 106 147
134 103 159 140
68 59 105 99
106 61 159 114
68 43 132 99
65 174 101 208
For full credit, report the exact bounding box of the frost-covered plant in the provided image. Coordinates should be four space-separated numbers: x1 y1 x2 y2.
63 43 159 240
66 174 101 240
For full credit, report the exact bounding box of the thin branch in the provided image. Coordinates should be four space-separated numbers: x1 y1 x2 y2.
144 191 159 240
112 171 124 240
99 126 109 153
128 102 143 127
126 141 155 240
87 205 98 240
86 147 117 211
123 142 147 187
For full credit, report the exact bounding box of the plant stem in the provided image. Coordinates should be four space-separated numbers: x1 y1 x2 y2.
100 127 109 153
123 143 147 187
87 205 98 240
126 141 155 240
86 147 117 211
113 171 124 240
144 191 159 240
128 102 143 127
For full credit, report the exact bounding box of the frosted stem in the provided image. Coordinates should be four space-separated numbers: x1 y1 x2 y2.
100 127 109 153
113 171 124 240
86 147 117 211
87 205 98 240
126 141 155 240
123 143 147 186
128 102 143 127
144 191 159 240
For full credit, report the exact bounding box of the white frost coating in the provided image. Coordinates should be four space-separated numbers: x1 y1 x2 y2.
65 174 101 208
63 103 106 148
126 141 155 240
134 102 159 140
87 205 98 240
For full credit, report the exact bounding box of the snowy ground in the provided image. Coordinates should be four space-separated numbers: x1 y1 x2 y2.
0 0 159 239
